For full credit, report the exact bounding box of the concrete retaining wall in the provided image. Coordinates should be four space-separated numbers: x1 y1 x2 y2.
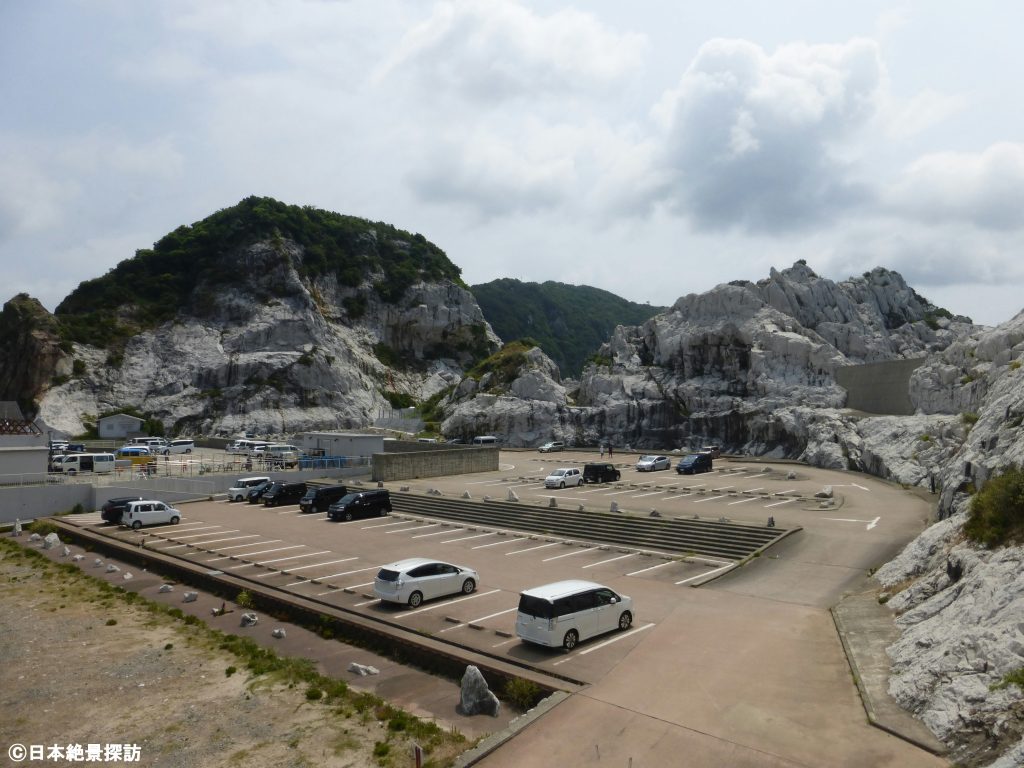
836 358 926 415
372 446 499 482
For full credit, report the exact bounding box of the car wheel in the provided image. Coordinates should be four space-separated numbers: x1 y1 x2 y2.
562 629 579 651
462 578 476 594
379 507 388 517
131 520 142 530
618 611 633 631
344 511 353 521
170 516 180 525
408 591 423 608
559 481 565 489
185 448 192 454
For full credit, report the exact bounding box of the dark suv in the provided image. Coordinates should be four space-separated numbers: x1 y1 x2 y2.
583 463 621 483
677 453 713 474
299 484 347 514
100 496 144 524
262 481 308 507
246 480 274 504
328 490 392 521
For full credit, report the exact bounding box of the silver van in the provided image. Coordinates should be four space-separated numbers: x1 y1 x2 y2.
516 580 633 651
59 453 116 475
227 476 272 502
472 435 498 445
121 500 181 529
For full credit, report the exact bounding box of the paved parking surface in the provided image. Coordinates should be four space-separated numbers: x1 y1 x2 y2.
71 451 947 767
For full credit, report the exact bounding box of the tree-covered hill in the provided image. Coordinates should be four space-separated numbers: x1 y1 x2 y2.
470 279 665 376
55 196 463 347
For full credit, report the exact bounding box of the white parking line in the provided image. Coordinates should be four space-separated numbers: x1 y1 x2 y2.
412 528 462 539
582 553 635 569
161 524 218 533
710 486 734 492
631 491 664 498
439 607 516 633
255 557 358 579
727 497 759 506
472 537 526 550
204 540 281 560
393 589 500 618
774 489 796 495
219 544 304 561
552 622 654 664
253 550 329 566
765 497 798 508
675 564 733 585
441 532 494 544
387 523 440 535
354 597 379 607
577 487 608 494
166 528 240 540
313 567 383 591
626 561 674 576
506 542 560 556
542 547 594 562
360 520 410 529
692 495 728 503
743 487 764 493
604 489 636 496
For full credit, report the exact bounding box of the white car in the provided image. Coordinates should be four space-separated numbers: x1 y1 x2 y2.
162 439 195 455
374 558 479 608
227 476 272 502
635 455 671 472
121 500 181 529
538 441 565 453
544 467 583 488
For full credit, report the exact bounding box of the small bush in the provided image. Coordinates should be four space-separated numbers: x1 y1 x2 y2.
305 687 323 701
962 412 980 427
504 677 543 711
963 468 1024 547
236 590 254 609
164 643 173 650
372 742 390 758
105 618 117 626
225 666 237 677
992 667 1024 691
1010 360 1022 371
918 434 932 442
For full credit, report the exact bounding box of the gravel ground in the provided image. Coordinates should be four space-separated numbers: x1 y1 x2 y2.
0 537 470 768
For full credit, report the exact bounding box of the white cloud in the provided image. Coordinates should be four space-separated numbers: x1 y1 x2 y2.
884 88 967 140
375 0 646 102
0 140 77 238
648 37 884 233
886 142 1024 230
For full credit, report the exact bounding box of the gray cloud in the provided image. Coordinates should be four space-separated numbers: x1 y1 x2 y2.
650 38 883 233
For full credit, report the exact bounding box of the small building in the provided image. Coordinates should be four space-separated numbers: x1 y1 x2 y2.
0 402 48 478
296 432 384 458
98 413 145 440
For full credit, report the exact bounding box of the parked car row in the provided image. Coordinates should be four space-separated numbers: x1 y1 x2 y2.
225 477 393 521
100 496 181 529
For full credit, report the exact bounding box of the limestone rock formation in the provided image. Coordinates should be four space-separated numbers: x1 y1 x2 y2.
458 665 500 717
0 294 71 411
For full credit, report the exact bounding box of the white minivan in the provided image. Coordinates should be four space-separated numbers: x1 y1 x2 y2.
227 476 272 502
121 500 181 529
59 453 116 475
516 580 633 651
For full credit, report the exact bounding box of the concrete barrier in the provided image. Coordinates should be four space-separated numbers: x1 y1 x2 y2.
836 358 926 415
372 446 498 482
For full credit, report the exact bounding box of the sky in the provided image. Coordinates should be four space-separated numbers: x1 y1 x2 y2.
2 0 1023 326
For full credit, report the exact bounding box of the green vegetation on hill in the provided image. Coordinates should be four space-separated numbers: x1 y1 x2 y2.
55 196 463 347
964 467 1024 547
470 279 664 376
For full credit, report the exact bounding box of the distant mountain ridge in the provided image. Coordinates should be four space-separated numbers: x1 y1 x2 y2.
470 278 665 376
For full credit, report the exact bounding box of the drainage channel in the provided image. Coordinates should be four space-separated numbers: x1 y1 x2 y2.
49 518 586 698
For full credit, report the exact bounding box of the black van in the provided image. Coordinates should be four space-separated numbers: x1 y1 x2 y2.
676 453 713 474
328 490 392 521
262 481 308 507
583 463 621 483
299 484 347 514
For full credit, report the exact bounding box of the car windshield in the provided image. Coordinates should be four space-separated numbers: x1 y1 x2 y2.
518 594 554 619
639 455 656 462
550 469 566 477
376 568 400 582
336 493 359 505
680 456 698 465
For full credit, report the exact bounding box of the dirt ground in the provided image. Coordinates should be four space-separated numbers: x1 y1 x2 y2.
0 537 471 768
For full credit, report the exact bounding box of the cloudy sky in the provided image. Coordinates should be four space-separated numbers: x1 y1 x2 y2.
3 0 1023 326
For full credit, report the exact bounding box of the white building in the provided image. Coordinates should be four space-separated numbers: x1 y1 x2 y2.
98 413 145 439
296 432 384 458
0 402 48 478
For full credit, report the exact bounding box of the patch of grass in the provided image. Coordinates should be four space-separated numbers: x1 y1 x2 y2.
225 666 238 677
918 434 932 442
105 618 117 626
504 677 542 711
235 589 254 609
1010 360 1022 371
305 687 323 701
962 412 980 427
992 667 1024 691
964 467 1024 547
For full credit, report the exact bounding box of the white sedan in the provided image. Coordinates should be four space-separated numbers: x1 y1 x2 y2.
374 558 479 608
635 455 671 472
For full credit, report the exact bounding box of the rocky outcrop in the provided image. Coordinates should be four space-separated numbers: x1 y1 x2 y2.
0 294 72 409
21 237 498 437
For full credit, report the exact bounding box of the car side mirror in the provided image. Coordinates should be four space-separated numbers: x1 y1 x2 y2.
610 597 618 604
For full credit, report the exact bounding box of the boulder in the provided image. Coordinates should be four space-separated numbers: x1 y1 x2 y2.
158 584 174 593
458 665 500 717
42 532 60 549
240 613 258 627
182 592 198 603
271 628 286 639
105 564 120 573
348 662 379 676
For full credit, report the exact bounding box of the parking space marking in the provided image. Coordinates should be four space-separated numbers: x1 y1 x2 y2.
439 607 516 634
582 553 635 569
692 495 728 504
163 524 218 532
542 547 594 562
492 637 518 648
393 589 501 618
604 489 636 496
631 491 664 498
552 622 654 665
165 528 240 540
412 527 463 539
387 523 440 534
313 567 383 592
441 532 494 544
675 564 733 585
626 560 674 576
727 497 759 506
710 486 734 492
353 597 380 607
228 549 329 569
774 488 797 495
472 537 526 550
359 520 410 529
743 487 764 493
765 497 798 508
204 541 281 560
256 557 358 580
219 544 305 561
577 487 609 494
506 542 561 556
297 513 328 521
159 533 258 550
